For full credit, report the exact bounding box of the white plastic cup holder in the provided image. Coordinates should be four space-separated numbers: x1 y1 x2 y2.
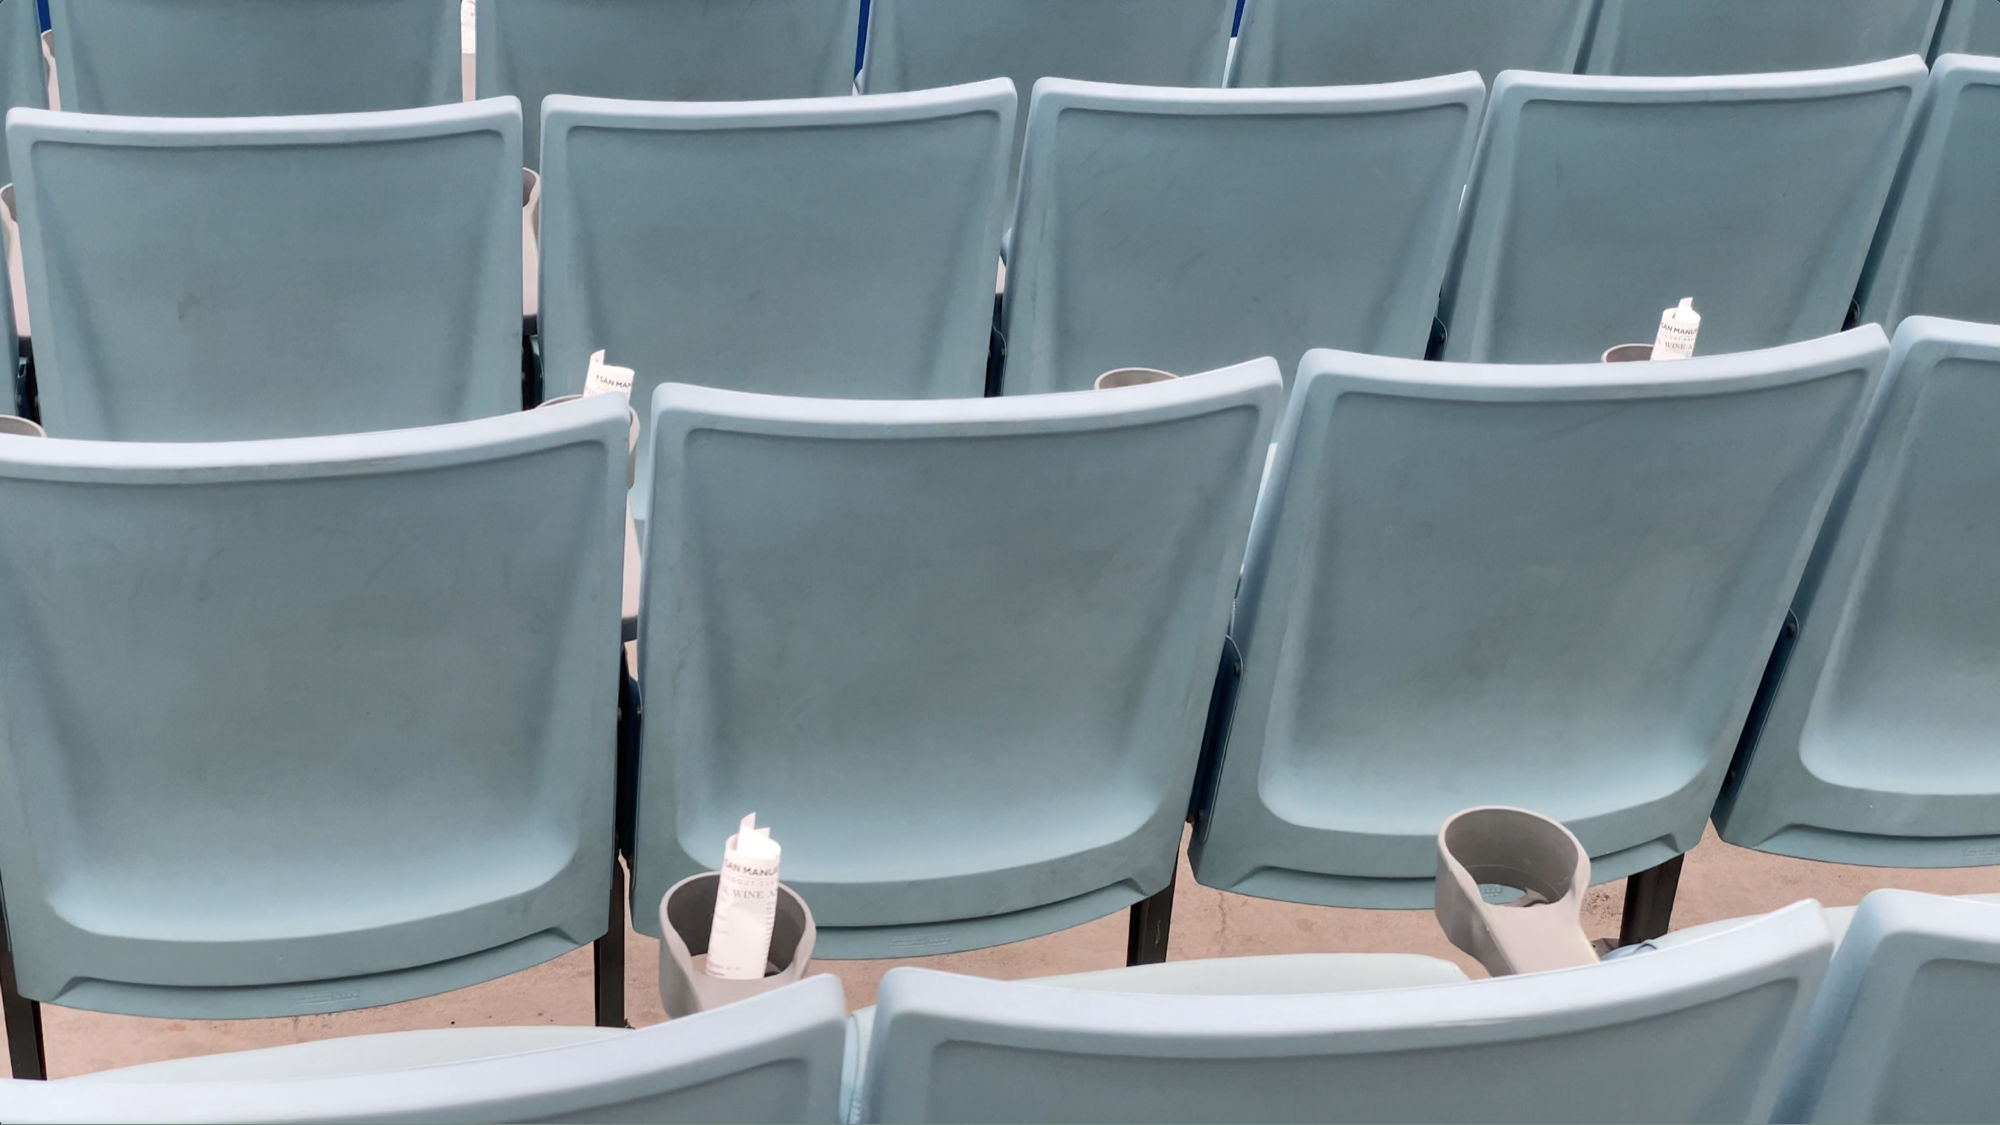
1602 343 1654 363
1094 367 1177 390
0 415 44 437
1434 806 1599 977
539 393 638 487
657 872 817 1018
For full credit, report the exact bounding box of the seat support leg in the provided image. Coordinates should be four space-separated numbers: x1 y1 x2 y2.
1618 854 1685 947
1125 868 1176 966
594 859 628 1029
0 900 46 1079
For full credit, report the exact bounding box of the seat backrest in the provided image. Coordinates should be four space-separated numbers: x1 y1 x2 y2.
0 0 42 186
1191 330 1887 909
0 976 847 1124
859 902 1833 1124
539 81 1011 518
1856 55 2000 332
1714 318 2000 868
859 0 1232 197
1230 0 1595 87
1774 891 2000 1124
478 0 863 168
0 396 628 1018
47 0 458 115
1784 888 2000 1112
1001 74 1483 395
1439 59 1925 363
7 101 522 441
1936 0 2000 55
631 362 1280 958
1584 0 1944 75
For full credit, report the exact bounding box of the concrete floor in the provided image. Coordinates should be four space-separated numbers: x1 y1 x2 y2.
15 826 2000 1079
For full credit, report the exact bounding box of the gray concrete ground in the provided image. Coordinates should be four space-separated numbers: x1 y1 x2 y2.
14 826 1999 1078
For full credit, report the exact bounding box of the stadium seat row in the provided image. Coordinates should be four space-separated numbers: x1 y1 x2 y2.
4 0 2000 177
8 58 1999 458
1 317 1997 1085
3 58 2000 434
1 892 1996 1122
17 0 2000 114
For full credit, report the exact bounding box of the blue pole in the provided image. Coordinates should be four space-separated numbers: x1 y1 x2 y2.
855 0 870 75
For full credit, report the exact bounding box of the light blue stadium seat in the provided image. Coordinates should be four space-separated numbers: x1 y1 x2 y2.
1936 0 2000 55
1652 893 2000 952
0 0 42 186
1583 0 1944 76
1000 74 1483 395
858 0 1233 200
0 396 628 1022
6 101 523 440
0 977 846 1124
1774 890 2000 1124
1856 55 2000 332
630 361 1281 957
1438 59 1925 363
478 0 864 169
1229 0 1595 87
46 0 458 115
1714 319 2000 867
853 901 1833 1123
840 954 1470 1122
1191 330 1889 909
538 82 1011 527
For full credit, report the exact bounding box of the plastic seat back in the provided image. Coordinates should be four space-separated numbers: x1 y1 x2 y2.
47 0 458 115
1856 55 2000 331
1774 891 2000 1125
1191 330 1887 908
7 101 522 441
1584 0 1944 76
858 902 1833 1124
1230 0 1594 87
0 0 43 186
632 362 1281 957
539 82 1010 519
0 977 845 1124
1001 75 1483 395
1439 59 1924 363
1715 319 2000 867
0 397 629 1018
859 0 1232 198
478 0 863 168
1936 0 2000 55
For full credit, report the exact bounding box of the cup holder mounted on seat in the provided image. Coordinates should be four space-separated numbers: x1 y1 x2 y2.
1435 806 1599 976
